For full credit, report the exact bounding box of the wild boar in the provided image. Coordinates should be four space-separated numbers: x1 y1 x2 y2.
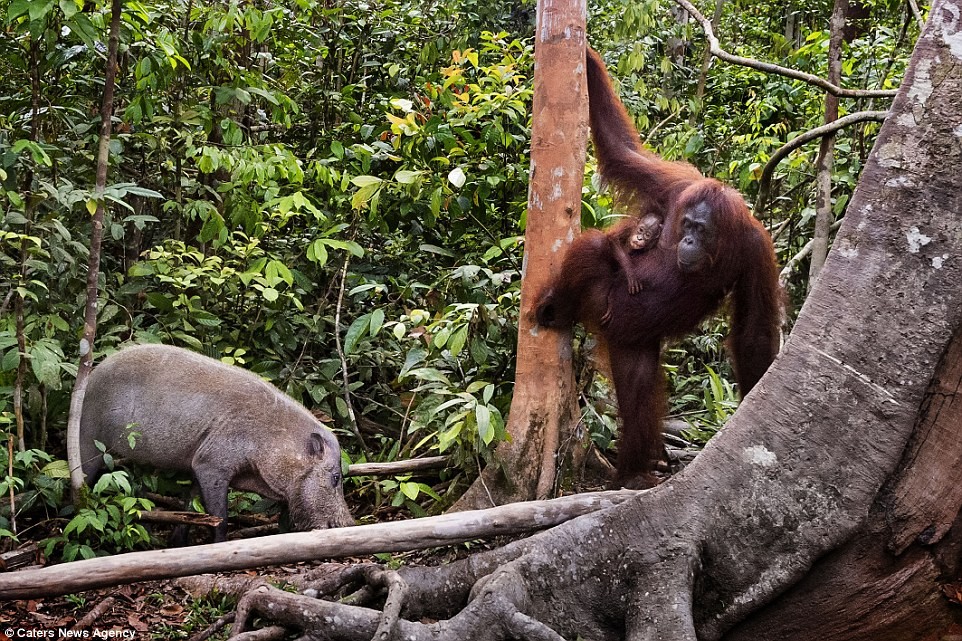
79 344 354 542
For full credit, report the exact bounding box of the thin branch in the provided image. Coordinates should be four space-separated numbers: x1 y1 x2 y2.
6 437 14 534
779 220 844 287
67 0 123 497
755 111 890 214
907 0 925 29
333 251 366 450
672 0 899 99
70 596 116 630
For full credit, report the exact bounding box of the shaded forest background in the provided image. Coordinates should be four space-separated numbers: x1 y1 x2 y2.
0 0 916 562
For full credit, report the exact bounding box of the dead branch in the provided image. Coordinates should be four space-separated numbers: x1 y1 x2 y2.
138 510 222 528
142 491 184 510
228 523 279 539
176 575 269 598
70 596 115 630
0 543 38 571
672 0 899 99
755 111 890 214
347 456 448 477
0 489 641 600
175 562 365 598
230 624 287 641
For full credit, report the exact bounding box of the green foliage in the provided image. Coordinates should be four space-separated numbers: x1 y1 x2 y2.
0 0 534 545
42 470 153 561
0 440 70 536
152 590 238 639
676 366 740 445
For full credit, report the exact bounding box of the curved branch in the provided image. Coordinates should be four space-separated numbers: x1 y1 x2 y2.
755 110 890 214
779 220 843 287
673 0 899 99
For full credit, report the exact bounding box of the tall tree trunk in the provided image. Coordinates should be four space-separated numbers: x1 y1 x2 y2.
453 0 589 509
807 0 849 288
693 0 726 114
12 39 44 455
67 0 123 498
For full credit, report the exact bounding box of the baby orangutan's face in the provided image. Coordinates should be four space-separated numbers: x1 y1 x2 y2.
629 215 663 251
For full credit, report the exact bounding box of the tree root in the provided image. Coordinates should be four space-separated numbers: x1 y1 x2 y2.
229 563 570 641
361 566 407 641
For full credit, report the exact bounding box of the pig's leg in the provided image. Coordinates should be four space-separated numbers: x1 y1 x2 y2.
192 460 236 543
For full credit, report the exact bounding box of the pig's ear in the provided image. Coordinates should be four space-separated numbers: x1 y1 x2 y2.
308 432 326 457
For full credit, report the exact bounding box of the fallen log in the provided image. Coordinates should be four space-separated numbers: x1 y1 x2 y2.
0 543 39 571
0 489 641 600
346 456 447 477
139 510 222 528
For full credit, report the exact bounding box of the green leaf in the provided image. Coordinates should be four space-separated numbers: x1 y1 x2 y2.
261 287 279 302
307 239 329 265
370 309 385 336
30 342 64 389
1 348 21 372
248 86 279 105
267 259 294 285
344 314 371 354
394 169 421 184
352 182 380 210
430 187 443 220
41 460 70 479
448 325 468 356
145 293 174 311
7 0 29 20
400 347 426 376
29 0 54 21
419 244 455 258
405 367 451 385
482 383 495 404
476 405 494 445
350 175 383 188
59 0 78 19
399 481 420 500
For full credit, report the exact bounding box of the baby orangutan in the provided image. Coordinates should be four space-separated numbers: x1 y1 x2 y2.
598 213 663 325
615 213 663 293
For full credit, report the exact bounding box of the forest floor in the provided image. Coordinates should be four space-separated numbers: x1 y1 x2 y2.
0 534 500 640
1 576 222 639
